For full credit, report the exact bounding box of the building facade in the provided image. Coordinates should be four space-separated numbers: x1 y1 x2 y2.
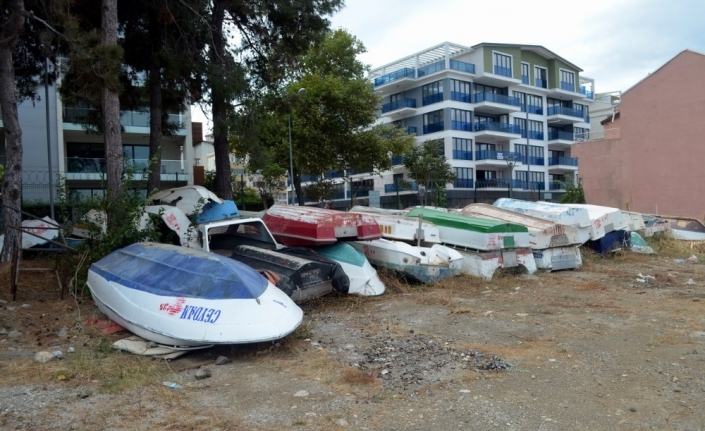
0 80 194 204
572 49 705 219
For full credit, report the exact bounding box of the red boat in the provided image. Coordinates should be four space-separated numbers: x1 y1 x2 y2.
262 205 382 246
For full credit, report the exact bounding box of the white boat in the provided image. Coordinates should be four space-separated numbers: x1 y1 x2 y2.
348 208 442 245
0 216 60 250
349 239 462 283
570 204 628 234
349 205 409 216
622 211 646 232
87 242 303 347
452 248 538 280
530 247 583 270
314 243 386 296
493 198 596 242
150 185 223 216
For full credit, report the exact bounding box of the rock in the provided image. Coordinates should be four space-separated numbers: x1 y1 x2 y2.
78 387 92 399
195 367 212 380
68 346 75 353
191 416 210 423
0 299 7 304
674 387 682 393
34 351 54 363
214 356 228 365
6 306 16 311
335 418 349 426
58 327 69 338
185 382 211 389
21 304 30 309
343 343 355 350
52 350 64 360
0 328 6 335
685 279 696 286
294 390 309 397
7 330 22 338
629 407 636 412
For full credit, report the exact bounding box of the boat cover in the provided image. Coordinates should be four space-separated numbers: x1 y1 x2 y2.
406 207 528 234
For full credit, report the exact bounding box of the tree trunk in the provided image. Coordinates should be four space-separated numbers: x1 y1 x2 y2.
210 0 233 199
0 0 26 263
101 0 124 231
146 4 164 193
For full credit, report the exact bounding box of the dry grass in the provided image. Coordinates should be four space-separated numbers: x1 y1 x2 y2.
340 367 377 385
578 280 610 291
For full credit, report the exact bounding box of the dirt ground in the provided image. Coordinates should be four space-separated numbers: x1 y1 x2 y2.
1 245 705 431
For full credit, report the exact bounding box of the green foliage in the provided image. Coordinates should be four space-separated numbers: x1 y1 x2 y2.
304 179 338 203
556 175 586 204
403 140 457 205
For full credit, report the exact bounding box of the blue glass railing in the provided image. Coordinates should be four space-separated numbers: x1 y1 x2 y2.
66 157 188 178
300 174 318 183
548 130 575 141
514 180 546 190
423 122 444 134
347 189 372 198
451 121 472 132
535 78 547 88
381 98 417 113
329 191 345 200
548 157 578 166
417 60 445 77
549 182 565 190
547 106 584 118
560 81 575 91
324 171 343 179
579 86 594 99
453 178 474 188
450 59 475 74
476 178 512 189
474 121 522 134
450 91 472 103
521 75 529 84
373 67 416 87
64 108 185 129
474 92 521 106
452 150 473 160
493 65 512 77
384 181 418 193
520 104 543 114
520 130 544 140
406 126 418 135
475 150 523 161
422 93 444 106
518 156 545 165
391 155 403 165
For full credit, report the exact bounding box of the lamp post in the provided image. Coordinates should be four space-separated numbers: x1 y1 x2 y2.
288 87 306 205
504 151 519 199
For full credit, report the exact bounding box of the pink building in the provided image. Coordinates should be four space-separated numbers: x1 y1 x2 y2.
573 50 705 219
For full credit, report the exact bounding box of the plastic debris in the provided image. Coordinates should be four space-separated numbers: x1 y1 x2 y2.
687 255 698 263
162 381 183 389
636 278 649 284
686 279 696 285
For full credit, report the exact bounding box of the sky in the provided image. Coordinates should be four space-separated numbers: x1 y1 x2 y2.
192 0 705 130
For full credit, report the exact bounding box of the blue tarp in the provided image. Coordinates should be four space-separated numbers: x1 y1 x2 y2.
90 242 267 299
196 200 240 224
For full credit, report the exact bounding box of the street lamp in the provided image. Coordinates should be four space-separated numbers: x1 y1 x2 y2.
503 151 519 199
288 87 306 205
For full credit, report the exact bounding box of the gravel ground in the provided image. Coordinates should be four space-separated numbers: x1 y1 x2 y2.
1 252 705 430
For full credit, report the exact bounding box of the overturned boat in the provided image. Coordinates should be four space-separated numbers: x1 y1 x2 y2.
87 242 303 347
262 204 382 246
348 206 442 245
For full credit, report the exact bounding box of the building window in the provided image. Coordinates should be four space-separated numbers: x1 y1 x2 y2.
513 119 543 140
423 110 444 134
422 81 444 106
574 126 588 138
493 52 512 77
452 138 472 160
454 167 473 188
515 170 545 189
521 62 530 84
450 79 471 103
573 103 588 120
535 66 548 88
559 70 575 91
451 109 472 131
515 144 545 165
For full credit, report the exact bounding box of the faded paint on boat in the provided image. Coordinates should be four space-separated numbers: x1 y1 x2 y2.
452 248 537 280
570 204 628 234
316 243 386 296
622 211 646 232
406 207 530 251
630 232 656 254
348 209 442 245
531 247 583 270
493 199 595 242
151 185 222 216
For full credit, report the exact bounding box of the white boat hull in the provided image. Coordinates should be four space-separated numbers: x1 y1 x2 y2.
333 259 386 296
453 248 537 280
435 224 531 251
532 246 582 270
350 212 442 245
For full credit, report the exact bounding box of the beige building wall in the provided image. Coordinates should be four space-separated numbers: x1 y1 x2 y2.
573 50 705 219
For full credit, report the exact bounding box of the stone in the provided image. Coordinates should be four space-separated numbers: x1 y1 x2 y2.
7 330 22 338
214 356 228 365
34 351 54 363
21 304 30 309
52 350 65 360
0 328 6 335
6 306 16 311
294 390 309 397
195 367 212 380
67 346 75 353
343 343 355 350
629 407 636 412
58 327 69 338
335 418 349 426
78 387 92 399
0 299 7 304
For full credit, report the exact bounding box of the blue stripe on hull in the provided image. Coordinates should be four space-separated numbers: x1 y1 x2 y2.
366 258 457 283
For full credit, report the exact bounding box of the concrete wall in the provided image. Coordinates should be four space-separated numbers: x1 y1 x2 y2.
572 50 705 218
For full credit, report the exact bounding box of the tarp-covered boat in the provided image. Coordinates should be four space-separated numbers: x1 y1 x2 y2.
263 205 382 246
349 207 441 245
87 242 303 347
493 198 595 242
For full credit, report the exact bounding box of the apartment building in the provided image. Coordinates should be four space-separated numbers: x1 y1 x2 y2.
0 80 194 204
352 42 594 207
572 49 705 218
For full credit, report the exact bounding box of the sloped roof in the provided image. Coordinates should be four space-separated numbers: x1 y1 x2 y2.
622 49 705 96
471 42 583 72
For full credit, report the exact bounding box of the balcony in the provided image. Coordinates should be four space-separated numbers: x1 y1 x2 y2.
453 178 474 189
373 67 416 87
417 60 445 77
406 126 418 135
475 150 523 167
517 155 545 166
549 182 565 190
520 130 544 140
391 155 404 166
493 65 512 77
535 78 547 89
384 181 419 193
513 180 546 190
422 93 444 106
546 106 588 125
452 149 473 160
580 86 594 99
450 91 472 103
348 188 372 198
381 98 417 114
521 75 529 85
473 92 521 115
423 122 444 134
548 156 578 167
449 59 475 74
474 121 522 143
451 121 472 132
65 157 189 182
548 130 575 141
476 178 512 189
63 108 185 131
560 81 575 92
520 104 543 115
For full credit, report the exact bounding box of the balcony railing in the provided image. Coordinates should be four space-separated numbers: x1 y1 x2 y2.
514 180 546 190
323 171 343 179
423 122 444 134
493 65 512 77
65 157 188 179
549 182 565 190
381 98 417 113
520 104 543 115
476 178 512 189
451 120 472 132
452 149 473 160
474 92 521 106
548 157 578 166
417 60 445 77
535 78 547 88
579 86 594 99
373 67 416 87
475 150 523 161
453 178 474 188
391 155 403 165
449 59 475 74
384 181 418 193
422 93 444 106
518 156 545 166
547 106 586 118
450 91 472 103
548 130 575 141
406 126 418 135
64 108 185 129
521 75 529 84
347 188 372 198
560 81 575 91
300 174 319 183
474 121 522 135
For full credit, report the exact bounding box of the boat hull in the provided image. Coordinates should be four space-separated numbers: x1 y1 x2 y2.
314 243 386 296
584 229 631 254
452 248 537 280
532 246 582 270
349 211 441 245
